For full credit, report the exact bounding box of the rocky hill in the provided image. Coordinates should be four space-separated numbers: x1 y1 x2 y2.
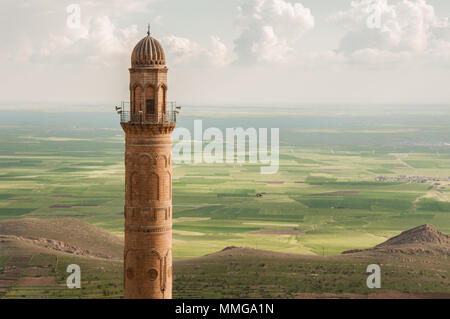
376 224 449 247
0 218 123 260
342 224 449 255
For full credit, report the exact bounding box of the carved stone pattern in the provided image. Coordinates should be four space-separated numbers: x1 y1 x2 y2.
125 225 172 233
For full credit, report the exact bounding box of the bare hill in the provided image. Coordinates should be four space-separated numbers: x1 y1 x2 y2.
342 224 449 256
376 224 449 247
0 218 123 260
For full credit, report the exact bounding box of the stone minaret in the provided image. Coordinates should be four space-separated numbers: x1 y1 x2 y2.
120 29 176 299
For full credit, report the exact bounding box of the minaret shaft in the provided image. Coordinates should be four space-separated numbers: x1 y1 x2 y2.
122 127 174 299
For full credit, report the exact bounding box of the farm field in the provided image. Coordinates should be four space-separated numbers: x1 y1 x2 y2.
1 107 450 260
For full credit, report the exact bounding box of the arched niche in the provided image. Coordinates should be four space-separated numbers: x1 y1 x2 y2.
156 155 168 168
145 85 155 115
139 153 153 168
161 171 171 201
151 173 160 201
157 85 166 114
129 172 139 204
134 85 143 114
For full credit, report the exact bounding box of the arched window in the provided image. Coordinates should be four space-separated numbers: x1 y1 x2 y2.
145 86 155 115
134 86 142 114
158 86 165 114
162 87 166 113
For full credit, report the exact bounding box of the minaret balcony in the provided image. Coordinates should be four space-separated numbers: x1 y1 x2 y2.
117 101 178 125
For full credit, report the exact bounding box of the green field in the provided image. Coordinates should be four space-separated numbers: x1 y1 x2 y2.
1 107 450 261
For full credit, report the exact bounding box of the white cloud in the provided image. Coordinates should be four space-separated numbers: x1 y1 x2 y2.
80 0 155 14
234 0 315 64
331 0 450 63
162 35 233 67
1 0 449 105
0 0 162 66
35 16 138 66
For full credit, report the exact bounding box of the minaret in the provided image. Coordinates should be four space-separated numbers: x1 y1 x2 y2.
120 28 176 299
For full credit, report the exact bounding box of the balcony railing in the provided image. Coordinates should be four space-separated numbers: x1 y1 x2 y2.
117 101 178 124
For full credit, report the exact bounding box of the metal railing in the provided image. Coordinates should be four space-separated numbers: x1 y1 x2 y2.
117 101 178 124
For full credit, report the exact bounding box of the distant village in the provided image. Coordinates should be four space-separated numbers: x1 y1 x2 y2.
375 175 450 185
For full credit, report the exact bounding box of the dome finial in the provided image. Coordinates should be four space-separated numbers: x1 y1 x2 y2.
147 23 150 36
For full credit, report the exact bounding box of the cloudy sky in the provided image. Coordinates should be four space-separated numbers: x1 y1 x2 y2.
1 0 449 108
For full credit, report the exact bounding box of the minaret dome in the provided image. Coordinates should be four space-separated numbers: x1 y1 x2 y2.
131 34 166 68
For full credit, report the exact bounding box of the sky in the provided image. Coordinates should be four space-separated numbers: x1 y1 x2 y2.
0 0 450 109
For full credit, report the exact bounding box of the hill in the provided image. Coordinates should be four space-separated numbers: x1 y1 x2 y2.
1 222 449 299
342 224 450 257
0 219 124 299
0 218 123 260
376 224 449 247
174 224 450 298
